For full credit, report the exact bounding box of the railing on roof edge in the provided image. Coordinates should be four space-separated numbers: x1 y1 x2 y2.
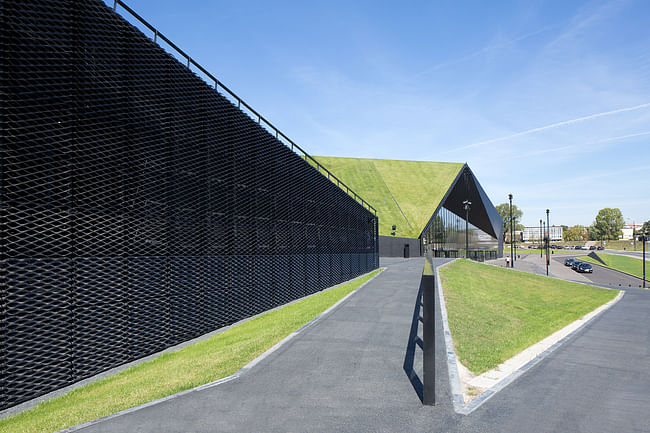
112 0 377 216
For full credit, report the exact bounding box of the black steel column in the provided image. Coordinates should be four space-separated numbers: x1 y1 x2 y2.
513 215 517 262
546 209 550 276
463 200 471 259
539 219 543 258
422 255 435 405
642 233 646 289
508 194 513 268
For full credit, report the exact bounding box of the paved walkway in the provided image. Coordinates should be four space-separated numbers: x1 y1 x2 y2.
79 258 650 433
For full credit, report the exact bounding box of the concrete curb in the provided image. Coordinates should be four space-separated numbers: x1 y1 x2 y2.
55 268 386 433
435 259 465 409
436 261 625 416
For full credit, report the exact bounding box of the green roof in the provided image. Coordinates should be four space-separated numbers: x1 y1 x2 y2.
314 156 464 238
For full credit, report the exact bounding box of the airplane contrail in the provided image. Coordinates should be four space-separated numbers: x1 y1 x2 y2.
449 101 650 152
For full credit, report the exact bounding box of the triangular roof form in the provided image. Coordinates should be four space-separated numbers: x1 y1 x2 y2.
428 164 502 241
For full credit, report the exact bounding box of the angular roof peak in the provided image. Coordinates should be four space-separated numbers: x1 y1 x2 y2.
314 156 464 238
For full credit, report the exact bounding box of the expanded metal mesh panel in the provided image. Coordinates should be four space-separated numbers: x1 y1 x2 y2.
0 0 378 410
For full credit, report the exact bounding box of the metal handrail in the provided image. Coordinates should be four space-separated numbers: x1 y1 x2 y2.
112 0 377 216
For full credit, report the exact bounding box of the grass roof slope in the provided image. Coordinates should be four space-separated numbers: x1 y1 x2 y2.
310 157 409 234
315 156 463 238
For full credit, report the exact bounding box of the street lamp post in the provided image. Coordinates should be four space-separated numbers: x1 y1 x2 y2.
508 194 513 268
546 209 550 276
463 200 471 259
642 232 647 289
539 219 543 258
513 216 517 262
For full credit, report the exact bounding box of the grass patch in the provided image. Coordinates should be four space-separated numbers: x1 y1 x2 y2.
577 253 645 278
439 260 617 375
314 156 463 238
0 269 381 433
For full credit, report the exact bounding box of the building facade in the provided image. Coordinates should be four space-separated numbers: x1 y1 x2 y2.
621 224 642 240
522 226 563 242
421 166 503 261
0 0 378 410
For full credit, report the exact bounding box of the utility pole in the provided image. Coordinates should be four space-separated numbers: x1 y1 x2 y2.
546 209 550 276
508 194 514 268
513 216 517 262
642 232 647 289
463 200 471 259
539 219 543 258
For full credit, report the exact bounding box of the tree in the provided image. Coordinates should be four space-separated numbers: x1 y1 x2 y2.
591 208 625 240
587 225 598 241
496 203 524 240
642 220 650 235
564 225 589 241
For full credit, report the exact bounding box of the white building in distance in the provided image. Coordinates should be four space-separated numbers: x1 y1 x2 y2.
620 224 642 240
522 225 563 242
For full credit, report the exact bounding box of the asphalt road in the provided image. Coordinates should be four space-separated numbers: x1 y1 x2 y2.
74 257 650 433
600 249 649 260
551 255 647 289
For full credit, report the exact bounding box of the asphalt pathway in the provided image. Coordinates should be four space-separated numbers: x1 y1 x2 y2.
78 258 650 433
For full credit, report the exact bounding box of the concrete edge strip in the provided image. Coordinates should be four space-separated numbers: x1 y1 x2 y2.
57 268 386 433
436 261 625 416
458 289 624 415
434 259 465 409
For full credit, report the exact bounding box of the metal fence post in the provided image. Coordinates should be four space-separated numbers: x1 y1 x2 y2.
422 255 435 405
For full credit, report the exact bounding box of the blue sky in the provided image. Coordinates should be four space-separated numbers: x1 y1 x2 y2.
109 0 650 228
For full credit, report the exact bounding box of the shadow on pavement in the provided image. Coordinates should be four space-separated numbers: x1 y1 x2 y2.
403 279 424 403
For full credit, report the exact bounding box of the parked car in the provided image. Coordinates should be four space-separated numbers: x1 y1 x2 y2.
597 246 605 250
577 263 593 273
565 258 576 266
574 246 582 250
572 260 584 270
589 246 596 250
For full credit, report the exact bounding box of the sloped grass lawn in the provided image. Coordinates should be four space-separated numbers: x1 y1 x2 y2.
439 260 617 375
577 253 645 279
0 269 381 433
314 156 463 238
309 156 408 236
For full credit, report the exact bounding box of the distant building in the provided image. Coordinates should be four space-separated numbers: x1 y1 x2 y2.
621 224 642 240
522 225 563 242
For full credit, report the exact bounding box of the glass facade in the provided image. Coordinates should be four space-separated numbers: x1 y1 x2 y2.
422 206 499 261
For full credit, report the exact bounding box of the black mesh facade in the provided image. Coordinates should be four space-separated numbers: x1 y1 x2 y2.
0 0 378 410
